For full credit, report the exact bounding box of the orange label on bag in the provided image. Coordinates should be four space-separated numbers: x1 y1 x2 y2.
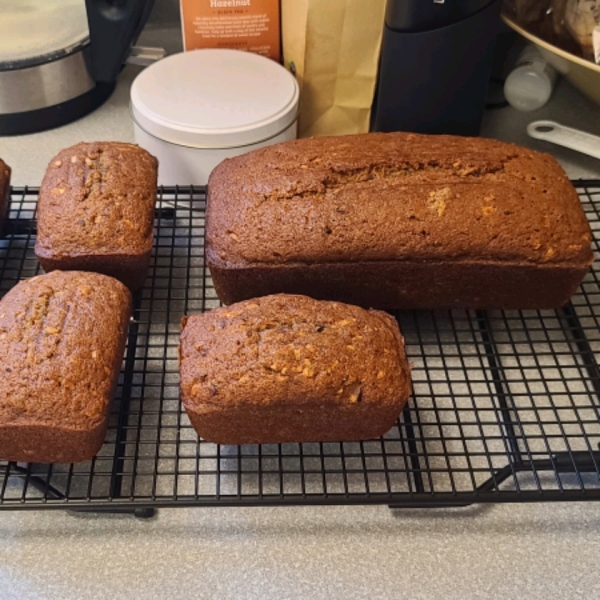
180 0 281 62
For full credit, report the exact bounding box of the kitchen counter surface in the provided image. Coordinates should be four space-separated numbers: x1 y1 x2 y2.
2 27 600 600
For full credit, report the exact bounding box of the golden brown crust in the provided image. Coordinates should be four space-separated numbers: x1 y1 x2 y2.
208 259 590 310
35 142 157 291
0 271 132 463
206 132 593 309
179 294 411 444
0 421 108 465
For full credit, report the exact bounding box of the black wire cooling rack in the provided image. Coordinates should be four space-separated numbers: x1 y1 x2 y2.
1 182 600 516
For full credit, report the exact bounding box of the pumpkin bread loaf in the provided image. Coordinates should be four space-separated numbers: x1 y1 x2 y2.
0 158 11 234
0 271 132 463
35 142 157 291
180 294 411 445
206 132 593 309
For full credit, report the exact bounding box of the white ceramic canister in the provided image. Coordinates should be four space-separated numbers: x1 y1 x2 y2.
130 49 299 185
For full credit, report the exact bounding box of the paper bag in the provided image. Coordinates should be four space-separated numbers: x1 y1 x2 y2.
282 0 386 137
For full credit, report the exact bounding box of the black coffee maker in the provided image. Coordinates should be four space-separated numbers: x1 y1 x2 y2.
372 0 501 136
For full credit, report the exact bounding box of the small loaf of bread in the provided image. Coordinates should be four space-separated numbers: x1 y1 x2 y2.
0 271 132 463
206 132 593 309
179 294 411 445
35 142 158 291
0 158 11 234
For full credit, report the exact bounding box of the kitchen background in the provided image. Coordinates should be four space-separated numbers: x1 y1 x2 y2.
4 0 600 184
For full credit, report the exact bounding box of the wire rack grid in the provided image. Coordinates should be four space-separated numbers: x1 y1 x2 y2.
1 182 600 514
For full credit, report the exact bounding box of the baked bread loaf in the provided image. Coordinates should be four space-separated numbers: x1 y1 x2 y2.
35 142 158 291
206 132 593 309
0 271 132 463
0 158 11 234
179 294 411 445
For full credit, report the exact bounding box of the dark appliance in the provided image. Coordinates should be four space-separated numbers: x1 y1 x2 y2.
372 0 502 136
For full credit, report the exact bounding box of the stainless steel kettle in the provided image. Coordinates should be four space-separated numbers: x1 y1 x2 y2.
0 0 156 135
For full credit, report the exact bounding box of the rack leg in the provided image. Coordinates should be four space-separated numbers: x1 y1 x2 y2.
388 501 474 509
68 507 157 519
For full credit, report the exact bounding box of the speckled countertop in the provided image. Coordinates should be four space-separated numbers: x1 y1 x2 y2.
1 27 600 600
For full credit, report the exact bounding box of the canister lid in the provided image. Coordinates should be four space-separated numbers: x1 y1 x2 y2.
131 49 299 149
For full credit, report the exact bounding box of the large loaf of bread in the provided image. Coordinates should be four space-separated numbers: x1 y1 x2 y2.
179 294 411 445
35 142 158 292
206 132 593 309
0 271 132 463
